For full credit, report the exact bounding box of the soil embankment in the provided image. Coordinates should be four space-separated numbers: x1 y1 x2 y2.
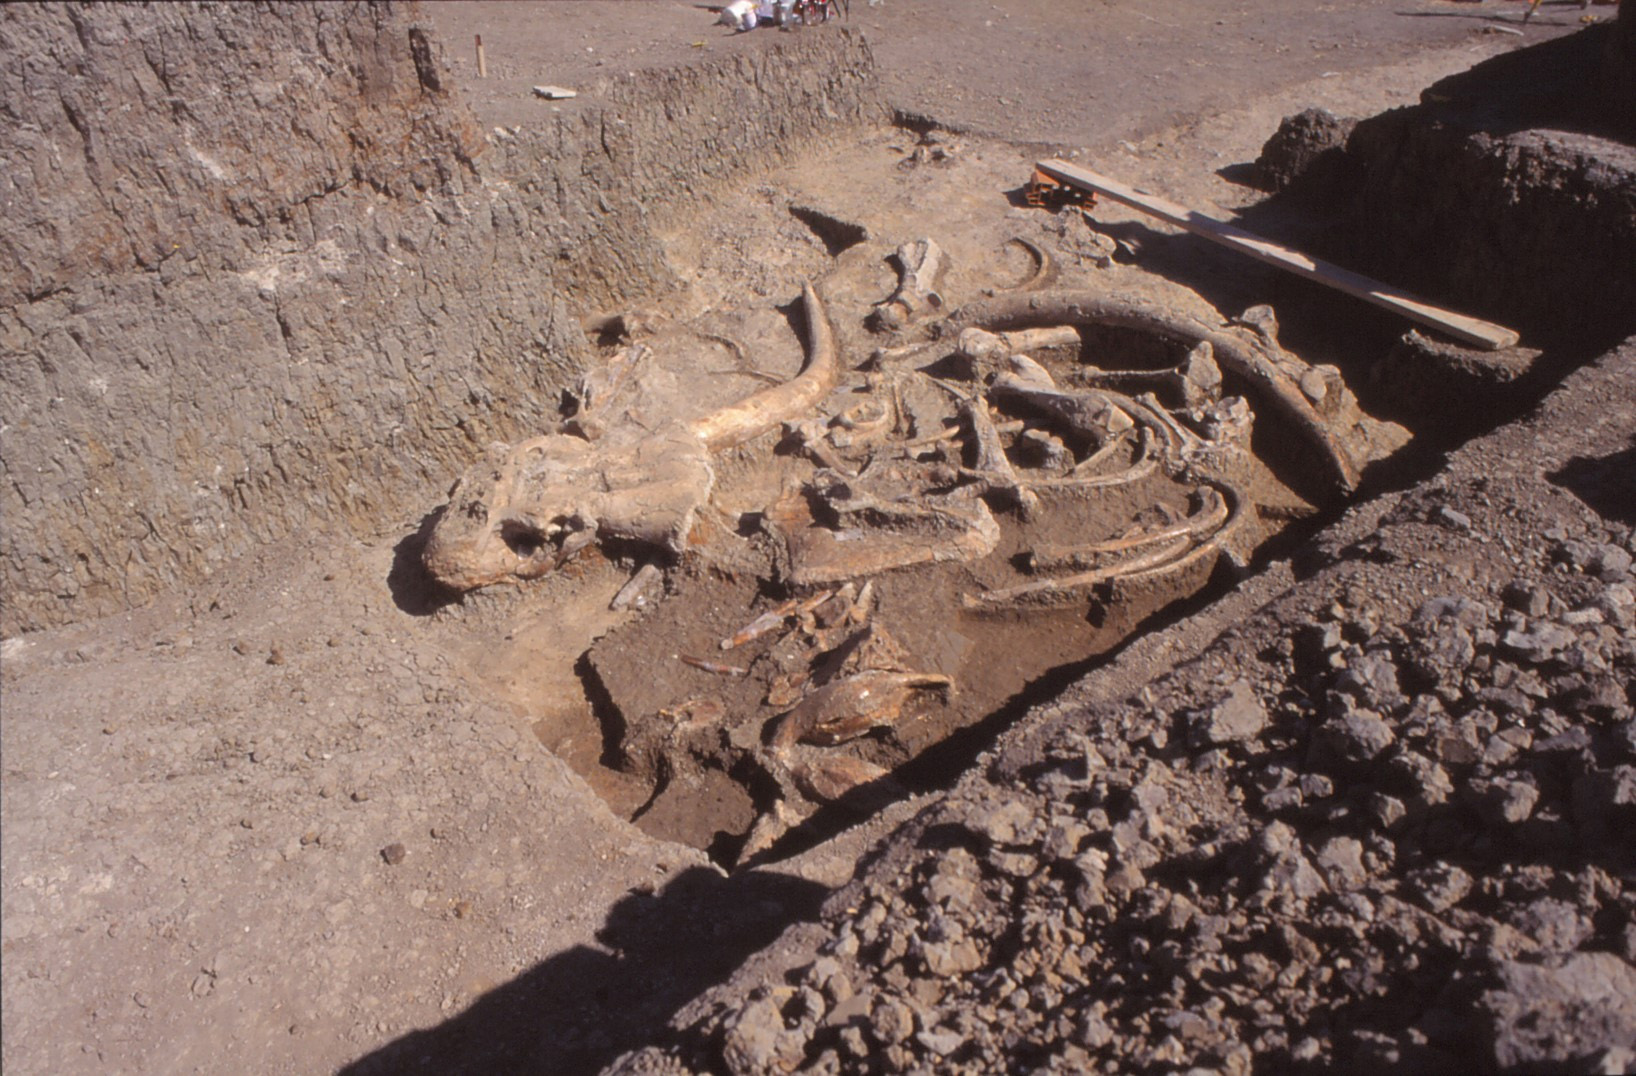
0 2 881 635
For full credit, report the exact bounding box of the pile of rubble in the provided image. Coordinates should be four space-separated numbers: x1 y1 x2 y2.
608 341 1636 1072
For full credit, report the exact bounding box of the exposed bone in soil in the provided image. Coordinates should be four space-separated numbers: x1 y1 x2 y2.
5 4 1633 1075
555 250 1411 864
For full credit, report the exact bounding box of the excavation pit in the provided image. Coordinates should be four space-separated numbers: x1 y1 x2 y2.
481 268 1412 866
6 5 1635 1072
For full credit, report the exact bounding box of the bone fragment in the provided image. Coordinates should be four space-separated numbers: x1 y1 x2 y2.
769 669 954 748
1019 428 1073 472
720 595 803 650
658 696 727 728
956 327 1009 364
904 418 1023 451
1183 340 1224 398
783 416 858 476
1198 396 1253 450
869 238 947 332
766 671 810 709
736 799 808 866
791 755 893 803
678 654 750 678
611 562 664 611
1005 353 1058 388
836 397 893 437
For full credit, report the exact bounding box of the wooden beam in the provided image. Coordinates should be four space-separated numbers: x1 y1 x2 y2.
1035 158 1520 351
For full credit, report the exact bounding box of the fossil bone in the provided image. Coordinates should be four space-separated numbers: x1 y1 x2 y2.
1067 339 1224 410
719 588 836 651
1003 236 1056 292
789 754 894 803
678 654 750 678
963 479 1247 611
958 394 1040 519
956 325 1080 365
1026 486 1230 572
422 282 838 591
610 562 664 611
868 238 947 332
768 669 954 748
988 374 1137 452
766 468 1002 586
944 290 1409 492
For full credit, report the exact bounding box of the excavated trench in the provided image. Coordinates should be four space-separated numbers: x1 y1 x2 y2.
8 6 1631 872
500 26 1636 871
7 9 1635 1071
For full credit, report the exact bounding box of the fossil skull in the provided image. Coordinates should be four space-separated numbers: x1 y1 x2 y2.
422 282 838 591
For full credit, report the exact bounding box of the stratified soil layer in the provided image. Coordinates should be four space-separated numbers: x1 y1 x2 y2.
0 3 881 635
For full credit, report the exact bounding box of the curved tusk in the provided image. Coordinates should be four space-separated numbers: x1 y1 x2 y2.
944 290 1362 492
688 281 840 452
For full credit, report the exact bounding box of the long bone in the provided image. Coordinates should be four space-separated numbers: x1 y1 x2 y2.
957 394 1040 519
422 282 838 591
1065 339 1224 410
868 238 948 332
942 290 1367 491
962 479 1246 610
1026 486 1229 572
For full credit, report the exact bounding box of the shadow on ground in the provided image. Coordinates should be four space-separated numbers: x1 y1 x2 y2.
339 866 828 1074
1550 442 1636 526
388 510 466 616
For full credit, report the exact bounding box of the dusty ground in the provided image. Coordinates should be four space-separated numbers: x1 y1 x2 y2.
1 2 1622 1074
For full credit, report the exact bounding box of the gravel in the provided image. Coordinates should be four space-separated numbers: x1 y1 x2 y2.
606 339 1636 1075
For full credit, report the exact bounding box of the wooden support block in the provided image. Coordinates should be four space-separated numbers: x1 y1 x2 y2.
1034 158 1521 351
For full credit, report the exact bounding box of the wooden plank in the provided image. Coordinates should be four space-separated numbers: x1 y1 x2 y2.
1035 158 1521 351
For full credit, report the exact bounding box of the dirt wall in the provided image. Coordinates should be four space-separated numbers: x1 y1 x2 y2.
0 2 882 635
1336 21 1636 350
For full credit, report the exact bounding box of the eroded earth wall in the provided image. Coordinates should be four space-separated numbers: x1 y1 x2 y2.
0 2 882 635
1340 16 1636 349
